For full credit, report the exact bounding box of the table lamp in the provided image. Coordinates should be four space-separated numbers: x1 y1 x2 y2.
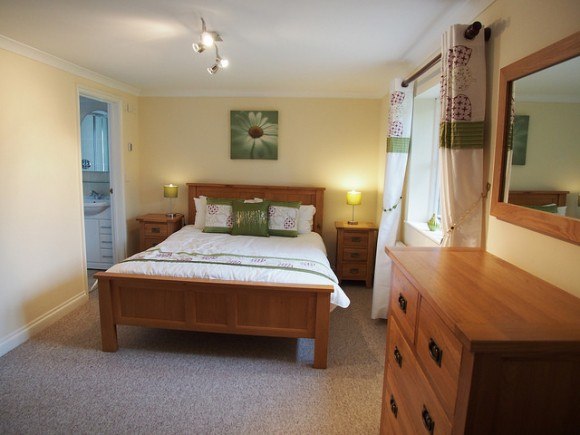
163 184 178 217
346 190 362 225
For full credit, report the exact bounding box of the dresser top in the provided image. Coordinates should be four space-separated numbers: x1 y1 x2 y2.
387 247 580 350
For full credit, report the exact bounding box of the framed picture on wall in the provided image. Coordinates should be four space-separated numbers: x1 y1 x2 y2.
230 110 278 160
512 115 529 165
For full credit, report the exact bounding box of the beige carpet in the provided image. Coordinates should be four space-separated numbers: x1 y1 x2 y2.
0 284 386 434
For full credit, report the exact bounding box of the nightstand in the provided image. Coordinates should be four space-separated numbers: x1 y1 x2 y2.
335 221 378 288
137 213 184 251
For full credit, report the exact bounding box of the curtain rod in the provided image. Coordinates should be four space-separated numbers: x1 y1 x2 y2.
401 22 491 88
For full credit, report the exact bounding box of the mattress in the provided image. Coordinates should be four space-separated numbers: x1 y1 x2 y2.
108 225 350 309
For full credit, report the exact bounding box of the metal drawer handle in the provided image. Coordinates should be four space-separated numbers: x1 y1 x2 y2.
421 405 435 434
389 395 398 418
349 268 359 274
151 227 161 234
398 294 407 313
350 252 360 258
393 346 403 368
351 236 362 242
428 338 443 367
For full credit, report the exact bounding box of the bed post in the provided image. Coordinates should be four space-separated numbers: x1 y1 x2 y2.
313 292 330 369
97 275 118 352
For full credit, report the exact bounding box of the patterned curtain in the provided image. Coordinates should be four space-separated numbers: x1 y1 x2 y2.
439 24 486 247
371 78 414 319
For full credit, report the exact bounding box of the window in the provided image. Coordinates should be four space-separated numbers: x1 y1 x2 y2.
403 85 442 246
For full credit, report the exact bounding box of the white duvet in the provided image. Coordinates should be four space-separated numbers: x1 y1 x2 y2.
107 226 350 309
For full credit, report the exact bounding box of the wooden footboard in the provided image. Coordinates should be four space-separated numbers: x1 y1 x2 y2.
96 272 333 368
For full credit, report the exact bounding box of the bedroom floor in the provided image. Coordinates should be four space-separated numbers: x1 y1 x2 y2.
0 284 387 434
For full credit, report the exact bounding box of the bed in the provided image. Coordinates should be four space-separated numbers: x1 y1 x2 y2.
96 183 345 368
508 190 568 214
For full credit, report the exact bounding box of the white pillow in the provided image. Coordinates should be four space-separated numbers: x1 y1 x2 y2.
557 206 567 216
298 205 316 234
193 196 207 229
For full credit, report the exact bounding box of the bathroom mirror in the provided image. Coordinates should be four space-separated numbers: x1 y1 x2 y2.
491 31 580 244
81 109 109 172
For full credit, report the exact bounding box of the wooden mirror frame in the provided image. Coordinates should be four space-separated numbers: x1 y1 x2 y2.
490 31 580 245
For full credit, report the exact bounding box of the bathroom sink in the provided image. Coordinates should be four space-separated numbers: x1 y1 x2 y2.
84 200 110 216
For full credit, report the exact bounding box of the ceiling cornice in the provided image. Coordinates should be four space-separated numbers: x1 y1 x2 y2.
0 34 141 96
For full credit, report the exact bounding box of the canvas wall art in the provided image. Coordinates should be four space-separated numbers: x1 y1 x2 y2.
230 110 278 160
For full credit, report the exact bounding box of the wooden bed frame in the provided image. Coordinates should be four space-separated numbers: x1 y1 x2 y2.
96 183 333 368
507 190 568 207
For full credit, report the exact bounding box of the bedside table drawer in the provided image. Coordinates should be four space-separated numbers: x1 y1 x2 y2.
343 231 369 247
144 223 168 237
341 263 367 279
343 248 368 262
143 237 163 250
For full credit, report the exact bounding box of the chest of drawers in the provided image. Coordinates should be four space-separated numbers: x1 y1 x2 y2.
380 247 580 434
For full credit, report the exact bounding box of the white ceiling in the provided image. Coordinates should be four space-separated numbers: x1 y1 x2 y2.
0 0 494 98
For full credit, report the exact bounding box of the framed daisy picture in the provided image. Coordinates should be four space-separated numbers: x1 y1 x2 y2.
230 110 278 160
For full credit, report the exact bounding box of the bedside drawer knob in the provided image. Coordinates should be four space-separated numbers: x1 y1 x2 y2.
351 252 360 258
349 268 359 274
352 236 362 242
151 227 161 234
393 346 403 368
421 405 435 434
428 338 443 367
389 395 398 418
398 294 407 313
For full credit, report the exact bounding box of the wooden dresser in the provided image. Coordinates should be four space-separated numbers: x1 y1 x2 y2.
380 247 580 434
335 221 378 287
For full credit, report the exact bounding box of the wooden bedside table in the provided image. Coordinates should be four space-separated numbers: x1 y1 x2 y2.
137 213 184 251
335 221 378 288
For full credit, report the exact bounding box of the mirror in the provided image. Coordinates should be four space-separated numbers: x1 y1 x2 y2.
491 31 580 244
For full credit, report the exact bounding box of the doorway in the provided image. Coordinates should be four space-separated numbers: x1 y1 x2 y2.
78 89 126 291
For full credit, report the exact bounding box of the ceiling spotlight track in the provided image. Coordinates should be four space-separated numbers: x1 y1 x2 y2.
192 17 228 75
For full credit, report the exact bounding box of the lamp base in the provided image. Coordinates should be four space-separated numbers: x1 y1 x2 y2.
347 220 358 225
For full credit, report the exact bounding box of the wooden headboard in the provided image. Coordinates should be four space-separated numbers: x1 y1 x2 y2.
508 190 568 207
187 183 325 235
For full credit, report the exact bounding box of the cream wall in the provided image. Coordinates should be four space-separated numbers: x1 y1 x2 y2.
138 97 382 261
0 48 139 353
476 0 580 296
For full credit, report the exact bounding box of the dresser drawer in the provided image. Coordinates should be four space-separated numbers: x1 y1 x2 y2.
382 372 416 435
343 231 368 247
341 263 367 279
343 248 368 262
144 223 168 237
390 267 420 344
416 299 462 419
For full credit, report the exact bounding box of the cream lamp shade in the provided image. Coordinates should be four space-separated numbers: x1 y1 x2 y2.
163 184 178 217
346 190 361 224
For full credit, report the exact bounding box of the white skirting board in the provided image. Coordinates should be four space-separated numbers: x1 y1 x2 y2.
0 291 88 357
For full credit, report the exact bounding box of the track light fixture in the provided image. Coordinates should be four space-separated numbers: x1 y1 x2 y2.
192 17 229 74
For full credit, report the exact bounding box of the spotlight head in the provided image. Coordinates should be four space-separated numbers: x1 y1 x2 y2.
192 42 205 53
218 57 229 68
207 64 220 75
201 31 214 47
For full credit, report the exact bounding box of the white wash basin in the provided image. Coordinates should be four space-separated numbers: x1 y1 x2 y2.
84 200 110 216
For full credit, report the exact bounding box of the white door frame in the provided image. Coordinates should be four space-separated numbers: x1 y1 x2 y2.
77 86 127 268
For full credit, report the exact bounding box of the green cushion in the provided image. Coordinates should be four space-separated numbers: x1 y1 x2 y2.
525 204 558 214
268 201 301 237
231 201 270 237
203 198 234 233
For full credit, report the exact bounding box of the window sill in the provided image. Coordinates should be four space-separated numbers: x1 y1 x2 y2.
405 221 443 245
